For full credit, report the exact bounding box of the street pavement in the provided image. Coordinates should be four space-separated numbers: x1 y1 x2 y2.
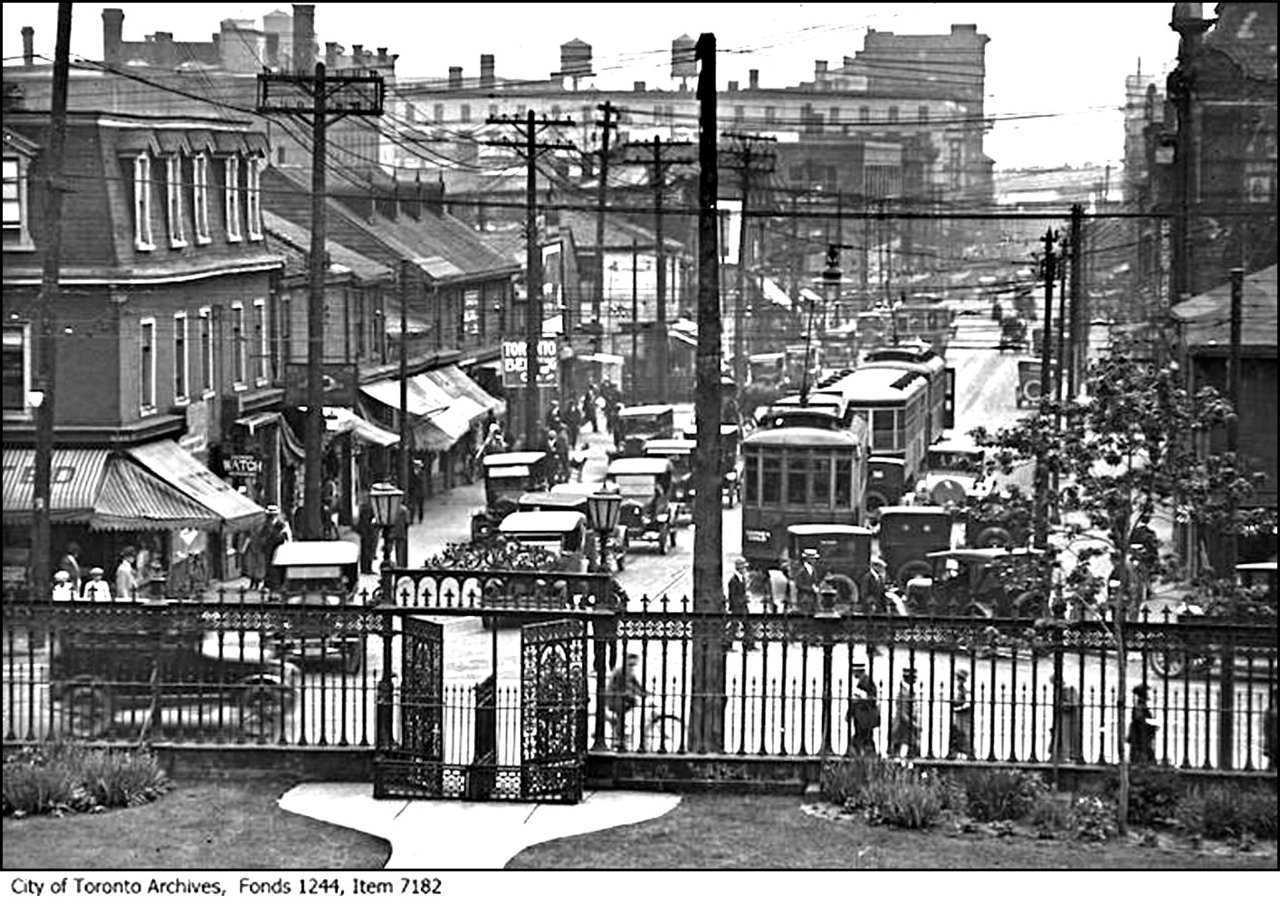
277 783 681 869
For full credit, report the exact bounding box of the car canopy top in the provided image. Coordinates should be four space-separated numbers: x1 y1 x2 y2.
273 540 360 567
606 457 673 477
498 510 586 535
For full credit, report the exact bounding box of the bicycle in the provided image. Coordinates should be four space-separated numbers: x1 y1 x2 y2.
603 702 684 752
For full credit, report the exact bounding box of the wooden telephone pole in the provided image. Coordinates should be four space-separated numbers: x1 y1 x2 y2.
594 101 619 344
721 133 775 391
486 113 575 447
257 63 384 538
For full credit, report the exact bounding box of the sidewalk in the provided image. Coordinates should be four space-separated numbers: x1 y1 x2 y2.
277 783 681 869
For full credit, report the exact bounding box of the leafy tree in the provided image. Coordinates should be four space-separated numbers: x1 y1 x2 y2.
972 342 1274 833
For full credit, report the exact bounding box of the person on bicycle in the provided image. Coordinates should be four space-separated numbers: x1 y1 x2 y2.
606 654 647 749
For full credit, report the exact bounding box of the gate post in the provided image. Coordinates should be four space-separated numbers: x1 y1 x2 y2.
377 607 394 749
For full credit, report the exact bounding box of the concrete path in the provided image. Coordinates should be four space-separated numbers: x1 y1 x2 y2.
278 783 681 869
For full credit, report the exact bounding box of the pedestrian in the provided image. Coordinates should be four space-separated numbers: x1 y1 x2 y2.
1127 683 1157 764
262 505 291 591
850 672 881 756
243 518 268 589
82 566 113 603
727 557 755 650
563 396 581 448
410 459 427 524
57 541 83 594
890 668 920 759
583 384 598 433
948 668 973 760
134 535 155 592
552 424 571 484
481 422 506 457
391 501 411 568
862 555 887 614
606 654 648 750
1264 688 1277 771
51 569 77 602
114 548 139 602
355 495 378 576
545 399 562 431
1049 672 1083 762
791 550 818 613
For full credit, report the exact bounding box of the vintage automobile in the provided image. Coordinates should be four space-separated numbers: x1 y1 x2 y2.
1014 358 1053 409
518 484 630 571
482 510 592 630
605 457 679 554
610 404 676 458
51 618 300 740
904 547 1048 619
877 505 953 587
471 451 555 542
643 438 696 526
272 539 366 673
919 441 993 514
998 316 1027 351
783 523 899 614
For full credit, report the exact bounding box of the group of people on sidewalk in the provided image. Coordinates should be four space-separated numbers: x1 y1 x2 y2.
49 537 162 603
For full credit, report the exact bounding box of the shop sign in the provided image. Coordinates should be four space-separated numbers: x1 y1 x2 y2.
284 362 358 407
180 399 209 460
222 454 262 477
501 338 559 389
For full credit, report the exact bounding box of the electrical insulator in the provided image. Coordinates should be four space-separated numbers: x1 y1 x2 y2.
822 244 842 285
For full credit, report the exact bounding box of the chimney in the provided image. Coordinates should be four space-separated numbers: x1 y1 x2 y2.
633 81 646 92
480 53 494 89
325 41 339 69
292 4 315 73
423 177 445 216
265 31 279 67
748 68 759 89
376 47 387 66
728 80 738 92
103 8 124 64
153 31 175 69
448 66 463 89
21 26 33 66
815 60 827 77
406 172 422 220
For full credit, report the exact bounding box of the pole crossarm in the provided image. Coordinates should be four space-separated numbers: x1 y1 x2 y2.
256 71 385 115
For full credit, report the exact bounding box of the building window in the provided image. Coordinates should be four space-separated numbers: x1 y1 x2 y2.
279 294 291 365
733 105 744 125
133 154 155 250
918 105 929 123
460 103 471 123
139 318 156 412
949 139 963 190
765 106 776 124
199 307 214 393
231 302 246 387
2 155 33 249
192 154 210 243
166 155 186 248
888 106 899 124
829 107 840 126
2 323 31 416
246 157 263 240
433 103 444 122
224 155 241 242
173 312 189 403
253 298 268 383
859 106 870 123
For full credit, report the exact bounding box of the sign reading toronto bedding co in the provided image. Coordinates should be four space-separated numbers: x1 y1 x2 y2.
501 339 559 389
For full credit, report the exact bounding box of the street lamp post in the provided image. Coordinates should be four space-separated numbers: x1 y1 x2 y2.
369 480 403 749
585 488 622 751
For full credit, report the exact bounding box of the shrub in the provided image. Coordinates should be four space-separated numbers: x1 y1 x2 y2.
1026 793 1074 837
1176 785 1279 840
860 761 945 829
820 755 896 808
1070 794 1116 843
2 743 168 818
1114 767 1185 827
959 767 1047 822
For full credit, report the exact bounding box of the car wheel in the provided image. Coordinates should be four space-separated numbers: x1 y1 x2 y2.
895 559 932 589
865 491 889 523
1149 649 1186 678
239 680 288 741
975 526 1011 549
1012 592 1045 619
62 680 112 739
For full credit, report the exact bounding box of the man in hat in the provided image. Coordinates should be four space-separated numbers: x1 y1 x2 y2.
57 541 83 594
262 505 291 591
863 555 888 615
849 670 880 756
606 653 648 750
890 668 920 758
948 668 973 759
51 569 77 602
1049 671 1082 762
727 557 755 650
114 548 139 602
1127 683 1157 763
82 566 113 603
791 550 818 613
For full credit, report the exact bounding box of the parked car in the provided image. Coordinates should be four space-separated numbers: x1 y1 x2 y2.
272 539 366 673
643 438 696 526
605 457 678 554
904 547 1048 619
610 404 675 458
484 510 593 630
519 484 630 571
920 441 993 514
877 505 953 587
471 451 555 542
51 619 299 740
999 316 1027 351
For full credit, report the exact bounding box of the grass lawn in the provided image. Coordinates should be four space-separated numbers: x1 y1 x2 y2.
507 794 1278 870
2 779 390 871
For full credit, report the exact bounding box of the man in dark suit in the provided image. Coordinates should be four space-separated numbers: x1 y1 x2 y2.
863 555 887 614
727 557 755 650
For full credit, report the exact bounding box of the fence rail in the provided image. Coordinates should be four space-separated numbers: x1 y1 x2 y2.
3 598 1276 776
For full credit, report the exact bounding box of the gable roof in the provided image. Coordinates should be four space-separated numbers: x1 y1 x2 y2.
1173 264 1278 352
263 211 392 281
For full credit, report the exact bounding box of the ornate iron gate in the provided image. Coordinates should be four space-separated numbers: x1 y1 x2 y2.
373 617 444 799
520 619 589 803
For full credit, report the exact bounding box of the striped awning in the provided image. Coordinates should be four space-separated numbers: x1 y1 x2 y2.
91 456 222 531
431 365 507 420
362 373 471 452
323 407 400 448
127 440 264 533
2 448 110 525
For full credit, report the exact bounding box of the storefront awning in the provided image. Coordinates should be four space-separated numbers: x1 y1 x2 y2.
91 456 223 531
323 407 400 447
423 367 490 429
2 448 110 525
362 373 474 452
431 364 507 420
126 440 264 533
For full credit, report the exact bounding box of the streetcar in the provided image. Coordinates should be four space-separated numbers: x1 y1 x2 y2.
859 343 954 446
817 365 930 515
893 298 954 354
740 420 870 571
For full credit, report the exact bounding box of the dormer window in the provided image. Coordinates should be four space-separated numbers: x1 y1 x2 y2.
2 155 34 250
166 154 186 248
246 157 263 241
192 153 210 243
224 154 241 242
133 153 155 251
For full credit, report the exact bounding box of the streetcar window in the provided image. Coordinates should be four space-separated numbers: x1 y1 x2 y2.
835 456 853 507
812 453 832 508
787 455 808 506
762 455 781 504
745 453 757 503
872 409 896 451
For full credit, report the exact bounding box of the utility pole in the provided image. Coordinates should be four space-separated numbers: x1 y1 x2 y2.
1033 228 1058 552
31 1 72 599
486 112 575 447
398 260 412 503
688 31 725 754
625 137 694 404
1067 204 1084 401
594 101 619 347
631 239 639 403
258 62 384 538
722 133 775 390
1219 266 1244 768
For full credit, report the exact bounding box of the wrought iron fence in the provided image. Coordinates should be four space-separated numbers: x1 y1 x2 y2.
3 594 1277 775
